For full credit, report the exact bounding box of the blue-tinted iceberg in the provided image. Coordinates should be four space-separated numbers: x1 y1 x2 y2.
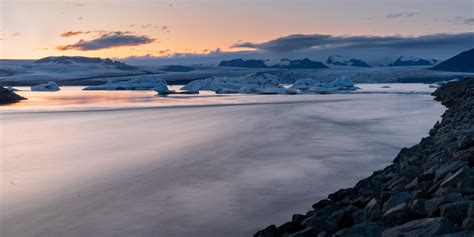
31 81 61 91
83 75 167 90
181 73 289 94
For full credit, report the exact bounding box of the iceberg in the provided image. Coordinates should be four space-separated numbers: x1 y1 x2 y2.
83 75 167 90
180 74 358 95
306 76 359 93
31 81 61 91
181 73 286 94
381 85 391 88
289 78 320 90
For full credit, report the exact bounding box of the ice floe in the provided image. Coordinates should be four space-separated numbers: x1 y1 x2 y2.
83 75 167 90
31 81 61 91
181 73 287 94
181 73 359 95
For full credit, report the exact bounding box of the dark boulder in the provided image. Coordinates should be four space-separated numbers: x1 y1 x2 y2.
0 86 26 105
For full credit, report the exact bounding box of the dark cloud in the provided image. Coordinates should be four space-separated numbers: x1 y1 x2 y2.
12 32 21 37
60 31 86 37
385 12 418 19
57 32 155 51
451 16 474 25
232 33 474 53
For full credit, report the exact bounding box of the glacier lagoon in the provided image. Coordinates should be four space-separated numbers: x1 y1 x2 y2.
1 84 444 237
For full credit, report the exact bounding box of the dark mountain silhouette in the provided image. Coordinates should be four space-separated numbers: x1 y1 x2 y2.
389 56 437 67
431 48 474 72
218 59 268 68
35 56 137 70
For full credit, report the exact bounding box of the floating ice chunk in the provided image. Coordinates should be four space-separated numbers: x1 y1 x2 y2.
180 78 214 91
289 78 320 90
6 86 19 91
306 76 358 93
83 75 167 90
181 73 284 94
31 81 61 91
381 85 391 88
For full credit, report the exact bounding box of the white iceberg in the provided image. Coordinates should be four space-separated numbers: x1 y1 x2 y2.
83 75 167 90
306 76 359 93
181 73 286 94
289 78 320 90
31 81 61 91
7 86 19 91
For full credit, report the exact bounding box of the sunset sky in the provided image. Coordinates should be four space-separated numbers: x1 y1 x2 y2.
1 0 473 59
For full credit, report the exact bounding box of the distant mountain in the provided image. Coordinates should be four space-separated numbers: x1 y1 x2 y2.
218 59 268 68
35 56 137 70
161 65 194 72
389 56 438 67
431 48 474 73
273 58 328 69
326 55 371 67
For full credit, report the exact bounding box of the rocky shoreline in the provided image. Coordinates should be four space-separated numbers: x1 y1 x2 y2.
0 86 26 105
255 79 474 237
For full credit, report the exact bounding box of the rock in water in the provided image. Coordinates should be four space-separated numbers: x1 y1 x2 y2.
0 86 26 105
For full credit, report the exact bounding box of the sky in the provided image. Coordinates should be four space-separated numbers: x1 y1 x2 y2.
0 0 473 60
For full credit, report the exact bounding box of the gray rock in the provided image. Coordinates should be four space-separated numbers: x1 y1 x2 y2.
382 192 412 212
301 215 338 233
381 217 458 237
440 201 474 226
382 203 419 226
408 199 427 216
425 193 463 217
457 177 474 195
254 225 276 237
333 222 383 237
292 214 306 224
463 218 474 231
437 231 474 237
288 227 318 237
441 167 474 189
435 161 468 180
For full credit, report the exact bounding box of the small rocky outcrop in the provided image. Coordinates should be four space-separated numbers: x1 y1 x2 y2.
254 78 474 237
0 86 26 105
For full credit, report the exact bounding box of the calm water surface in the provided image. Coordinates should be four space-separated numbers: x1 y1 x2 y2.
1 84 443 237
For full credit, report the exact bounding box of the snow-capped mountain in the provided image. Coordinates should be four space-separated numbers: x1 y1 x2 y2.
326 55 371 67
389 56 438 67
272 58 328 69
35 56 137 70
